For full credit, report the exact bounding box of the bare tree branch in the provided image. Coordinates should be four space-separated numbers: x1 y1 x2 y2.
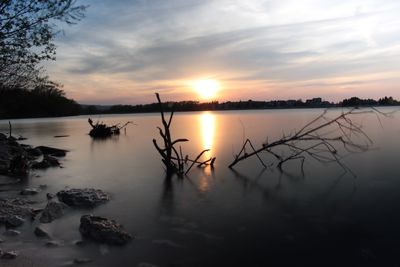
229 108 392 176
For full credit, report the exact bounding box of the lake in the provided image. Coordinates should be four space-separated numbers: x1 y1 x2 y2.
1 108 400 266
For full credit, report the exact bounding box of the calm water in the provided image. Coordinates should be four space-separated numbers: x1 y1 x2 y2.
1 108 400 266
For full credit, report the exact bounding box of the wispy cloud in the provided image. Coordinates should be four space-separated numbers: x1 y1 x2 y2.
47 0 400 104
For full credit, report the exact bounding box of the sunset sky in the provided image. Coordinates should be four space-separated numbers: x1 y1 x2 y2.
47 0 400 105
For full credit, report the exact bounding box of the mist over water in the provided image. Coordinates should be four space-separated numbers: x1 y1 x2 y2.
1 108 400 266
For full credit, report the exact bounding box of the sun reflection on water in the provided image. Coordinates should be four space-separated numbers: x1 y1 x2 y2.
198 112 216 191
200 112 215 156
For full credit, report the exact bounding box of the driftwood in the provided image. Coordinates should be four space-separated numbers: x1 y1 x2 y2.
153 93 215 177
88 118 132 138
229 108 391 176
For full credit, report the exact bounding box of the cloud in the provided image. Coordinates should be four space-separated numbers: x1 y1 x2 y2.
47 0 400 104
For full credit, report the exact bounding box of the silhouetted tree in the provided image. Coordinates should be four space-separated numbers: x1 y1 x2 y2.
342 97 378 107
0 77 81 118
0 0 87 89
378 96 397 106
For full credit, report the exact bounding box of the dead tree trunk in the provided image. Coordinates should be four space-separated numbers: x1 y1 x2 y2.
153 93 215 178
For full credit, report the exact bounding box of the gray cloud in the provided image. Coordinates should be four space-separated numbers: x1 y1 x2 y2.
48 0 400 104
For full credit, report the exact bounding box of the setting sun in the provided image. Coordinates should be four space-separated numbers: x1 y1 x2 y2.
193 79 220 100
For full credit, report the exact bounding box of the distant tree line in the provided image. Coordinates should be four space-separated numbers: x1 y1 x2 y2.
80 96 400 116
0 80 81 118
2 93 399 119
341 96 398 107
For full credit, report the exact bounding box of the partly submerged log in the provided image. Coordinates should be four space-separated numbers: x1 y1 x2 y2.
88 118 132 138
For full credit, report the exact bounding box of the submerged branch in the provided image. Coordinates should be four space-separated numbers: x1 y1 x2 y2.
229 108 392 176
88 118 134 138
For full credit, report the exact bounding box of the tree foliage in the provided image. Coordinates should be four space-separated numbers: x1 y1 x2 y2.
0 0 86 89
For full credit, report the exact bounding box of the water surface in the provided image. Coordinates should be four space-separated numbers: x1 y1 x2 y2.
1 108 400 266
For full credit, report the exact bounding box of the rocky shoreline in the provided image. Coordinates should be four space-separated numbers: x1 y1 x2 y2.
0 133 132 264
0 132 68 176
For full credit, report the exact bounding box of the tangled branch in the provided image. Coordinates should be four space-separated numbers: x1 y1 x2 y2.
88 118 134 138
229 108 391 176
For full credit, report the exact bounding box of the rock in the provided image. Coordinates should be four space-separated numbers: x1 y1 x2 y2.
57 189 109 208
31 161 46 169
45 155 60 166
45 240 64 247
40 201 67 223
49 150 66 157
31 155 60 169
26 147 42 158
32 208 43 217
73 258 93 264
8 142 21 151
35 146 68 157
9 154 29 175
1 250 18 259
79 215 131 245
20 144 31 149
46 193 56 200
0 138 70 174
0 161 9 174
0 145 11 173
0 135 28 175
0 238 4 243
20 187 41 195
8 136 17 142
5 215 25 228
6 198 35 205
0 198 34 221
3 229 21 236
34 225 50 238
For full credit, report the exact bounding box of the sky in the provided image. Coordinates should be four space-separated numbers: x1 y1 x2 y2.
48 0 400 105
